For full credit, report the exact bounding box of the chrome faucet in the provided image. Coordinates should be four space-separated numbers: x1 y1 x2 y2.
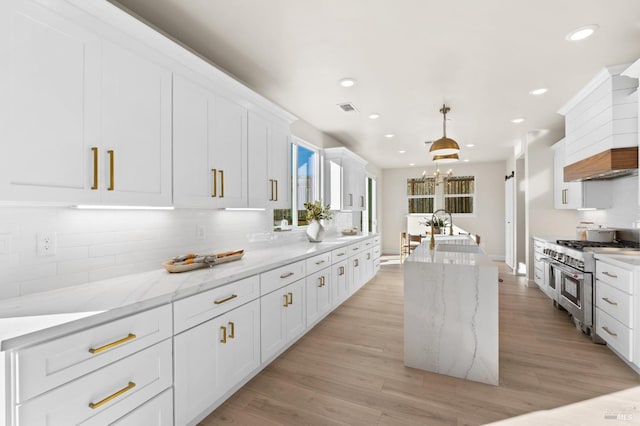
429 209 454 249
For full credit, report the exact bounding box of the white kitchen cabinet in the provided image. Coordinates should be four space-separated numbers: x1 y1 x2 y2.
331 260 349 306
325 147 367 211
306 267 332 327
174 299 260 426
109 388 173 426
173 74 248 208
551 139 611 209
260 279 306 362
533 239 545 290
247 110 291 209
348 251 362 295
0 0 172 206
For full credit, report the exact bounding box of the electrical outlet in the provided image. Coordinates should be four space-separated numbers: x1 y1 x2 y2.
196 224 205 240
37 232 57 257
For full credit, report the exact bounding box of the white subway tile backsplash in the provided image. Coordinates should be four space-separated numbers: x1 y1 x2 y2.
20 272 89 296
57 256 116 275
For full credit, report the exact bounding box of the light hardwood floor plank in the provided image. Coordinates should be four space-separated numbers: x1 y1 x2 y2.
201 259 640 425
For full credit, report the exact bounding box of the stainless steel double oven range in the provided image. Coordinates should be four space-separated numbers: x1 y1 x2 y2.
542 238 640 342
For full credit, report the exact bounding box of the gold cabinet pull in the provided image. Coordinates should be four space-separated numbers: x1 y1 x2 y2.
214 294 238 305
603 272 618 279
219 170 224 198
337 253 345 257
562 188 567 204
602 326 617 337
89 381 136 409
107 150 115 191
212 169 217 197
602 297 618 306
89 333 136 354
338 266 345 276
220 326 227 343
348 194 353 206
274 179 278 201
91 147 99 190
315 260 325 265
269 179 274 201
354 259 359 267
360 195 364 207
283 294 289 307
280 271 294 279
288 292 293 305
228 321 235 339
318 277 323 287
367 253 371 260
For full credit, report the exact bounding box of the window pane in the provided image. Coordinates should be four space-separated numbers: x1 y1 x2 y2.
407 178 435 196
273 208 292 226
444 176 474 195
408 197 434 214
445 196 473 213
296 145 315 210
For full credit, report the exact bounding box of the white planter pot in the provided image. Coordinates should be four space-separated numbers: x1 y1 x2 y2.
306 220 325 242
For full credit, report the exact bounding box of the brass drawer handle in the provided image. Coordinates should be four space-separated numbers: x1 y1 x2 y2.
315 260 326 265
367 253 371 260
228 321 235 339
354 259 359 267
214 294 238 305
336 253 345 257
219 170 225 198
352 247 359 251
91 147 98 190
603 272 618 279
269 179 274 201
212 169 217 197
288 292 293 305
283 294 289 307
89 381 136 409
338 266 345 276
602 326 618 337
107 150 115 191
280 272 294 279
220 326 227 343
89 333 136 354
602 297 618 306
274 179 278 201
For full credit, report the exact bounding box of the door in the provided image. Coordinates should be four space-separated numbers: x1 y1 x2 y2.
505 177 515 270
0 0 101 203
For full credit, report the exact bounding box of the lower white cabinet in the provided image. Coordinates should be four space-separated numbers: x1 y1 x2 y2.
174 299 260 426
332 260 348 306
348 253 362 295
260 279 306 362
306 267 332 327
109 388 173 426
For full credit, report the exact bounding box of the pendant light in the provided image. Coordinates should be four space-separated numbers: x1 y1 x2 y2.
429 104 460 156
432 153 459 163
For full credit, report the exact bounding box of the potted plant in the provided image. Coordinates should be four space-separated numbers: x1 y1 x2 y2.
419 216 448 235
304 201 333 242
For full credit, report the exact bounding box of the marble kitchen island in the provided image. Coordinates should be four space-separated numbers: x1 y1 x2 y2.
404 235 499 385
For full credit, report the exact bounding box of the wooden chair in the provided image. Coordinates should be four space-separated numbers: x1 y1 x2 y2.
400 232 422 262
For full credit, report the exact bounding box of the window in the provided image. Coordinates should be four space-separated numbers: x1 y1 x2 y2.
407 177 435 214
444 176 475 214
273 138 321 227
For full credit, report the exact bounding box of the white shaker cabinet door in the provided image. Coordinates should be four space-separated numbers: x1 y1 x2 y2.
99 41 172 206
267 124 291 209
306 268 332 327
0 0 101 203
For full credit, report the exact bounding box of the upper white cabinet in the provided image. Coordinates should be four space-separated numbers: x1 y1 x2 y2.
325 147 367 211
173 74 248 208
0 0 172 206
247 111 291 209
551 139 611 210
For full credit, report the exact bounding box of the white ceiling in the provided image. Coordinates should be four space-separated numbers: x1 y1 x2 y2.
112 0 640 169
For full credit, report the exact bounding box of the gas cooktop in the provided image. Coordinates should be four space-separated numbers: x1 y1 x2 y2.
556 239 640 251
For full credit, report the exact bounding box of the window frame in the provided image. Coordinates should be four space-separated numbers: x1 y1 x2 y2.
443 175 476 217
406 176 436 215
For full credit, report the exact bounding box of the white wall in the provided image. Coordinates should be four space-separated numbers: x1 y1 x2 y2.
381 161 507 258
578 174 640 228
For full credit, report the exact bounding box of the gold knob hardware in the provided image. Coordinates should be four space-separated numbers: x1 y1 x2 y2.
280 272 294 279
219 170 224 198
107 150 115 191
228 321 235 339
220 326 227 343
603 272 618 279
283 294 289 307
602 326 617 337
89 333 136 354
288 292 293 305
602 297 618 306
212 169 217 197
89 381 136 409
91 147 98 190
214 294 238 305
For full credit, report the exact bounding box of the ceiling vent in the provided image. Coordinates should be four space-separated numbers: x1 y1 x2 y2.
337 102 358 113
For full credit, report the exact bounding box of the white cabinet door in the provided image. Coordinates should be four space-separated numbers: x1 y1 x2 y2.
100 41 172 206
268 125 291 209
348 255 362 294
306 268 331 326
174 299 260 426
331 261 348 306
285 279 306 343
260 285 288 362
110 389 173 426
0 0 101 204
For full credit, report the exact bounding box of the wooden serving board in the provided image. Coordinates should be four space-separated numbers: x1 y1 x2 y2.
162 250 244 273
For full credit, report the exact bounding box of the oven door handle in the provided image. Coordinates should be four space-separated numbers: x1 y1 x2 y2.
549 261 584 280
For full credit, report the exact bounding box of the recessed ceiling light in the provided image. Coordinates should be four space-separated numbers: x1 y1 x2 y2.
409 163 415 166
384 133 395 138
529 88 548 96
339 78 356 87
369 113 380 119
465 144 475 148
463 159 470 163
511 118 526 124
566 25 599 41
398 150 406 154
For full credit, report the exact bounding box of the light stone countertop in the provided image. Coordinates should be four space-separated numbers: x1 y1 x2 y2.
595 252 640 268
0 233 377 351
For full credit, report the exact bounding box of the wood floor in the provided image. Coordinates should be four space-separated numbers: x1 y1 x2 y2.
200 257 640 425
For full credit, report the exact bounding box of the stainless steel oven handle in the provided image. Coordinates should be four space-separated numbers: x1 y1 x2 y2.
549 260 583 279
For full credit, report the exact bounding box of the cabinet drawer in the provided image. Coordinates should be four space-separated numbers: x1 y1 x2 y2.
361 238 375 251
109 388 173 426
372 244 381 259
595 308 633 361
16 304 172 403
331 246 348 264
347 242 361 256
305 252 331 275
596 261 633 294
373 236 381 245
260 260 305 295
596 280 633 327
174 275 259 333
533 240 545 252
17 339 172 426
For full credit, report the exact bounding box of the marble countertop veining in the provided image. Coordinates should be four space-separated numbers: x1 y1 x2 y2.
594 252 640 268
0 233 377 351
405 235 495 266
